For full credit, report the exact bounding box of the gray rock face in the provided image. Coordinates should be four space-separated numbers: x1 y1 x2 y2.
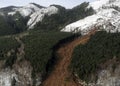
87 58 120 86
61 0 120 35
12 60 33 86
0 35 41 86
96 65 120 86
0 69 17 86
0 60 42 86
0 61 33 86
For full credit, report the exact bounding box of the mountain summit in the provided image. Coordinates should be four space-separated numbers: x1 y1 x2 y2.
61 0 120 35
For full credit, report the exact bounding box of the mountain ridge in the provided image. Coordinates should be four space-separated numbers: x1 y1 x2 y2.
0 2 94 36
0 3 67 30
61 0 120 35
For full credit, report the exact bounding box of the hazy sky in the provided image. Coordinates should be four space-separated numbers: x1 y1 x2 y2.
0 0 95 8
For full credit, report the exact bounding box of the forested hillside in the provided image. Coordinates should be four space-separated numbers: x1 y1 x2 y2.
0 13 28 36
0 16 15 36
0 36 19 67
0 2 94 36
70 31 120 82
34 2 94 30
22 30 72 78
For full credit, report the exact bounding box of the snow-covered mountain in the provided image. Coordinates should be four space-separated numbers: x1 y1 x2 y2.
0 2 94 31
27 5 59 29
8 3 43 17
61 0 120 35
0 3 59 29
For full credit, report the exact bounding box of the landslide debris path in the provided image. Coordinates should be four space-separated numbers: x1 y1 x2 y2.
5 32 28 60
15 33 29 60
42 30 96 86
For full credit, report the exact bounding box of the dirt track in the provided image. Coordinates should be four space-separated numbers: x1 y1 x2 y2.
42 30 96 86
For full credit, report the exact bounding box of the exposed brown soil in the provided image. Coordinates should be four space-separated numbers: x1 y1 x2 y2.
42 30 96 86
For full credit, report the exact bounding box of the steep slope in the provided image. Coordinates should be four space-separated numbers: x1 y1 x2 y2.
0 15 17 36
7 3 60 29
0 2 94 36
27 5 59 29
71 31 120 86
0 33 42 86
22 31 72 85
7 3 43 17
42 30 96 86
0 3 61 36
33 2 94 31
0 12 29 36
90 0 120 11
61 0 120 34
0 4 39 36
0 6 18 15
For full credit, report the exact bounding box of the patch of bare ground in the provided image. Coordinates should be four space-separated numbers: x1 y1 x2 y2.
42 30 96 86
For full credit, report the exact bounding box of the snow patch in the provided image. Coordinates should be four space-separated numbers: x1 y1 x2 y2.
8 3 42 17
27 6 59 29
8 12 16 16
90 0 110 10
0 69 17 86
7 4 59 29
62 0 120 35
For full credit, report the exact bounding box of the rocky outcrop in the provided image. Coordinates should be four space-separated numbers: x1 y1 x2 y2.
0 61 32 86
0 34 41 86
87 58 120 86
61 0 120 35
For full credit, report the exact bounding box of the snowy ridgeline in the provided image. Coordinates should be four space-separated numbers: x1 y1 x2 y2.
61 0 120 35
27 6 58 29
8 3 41 17
7 3 59 29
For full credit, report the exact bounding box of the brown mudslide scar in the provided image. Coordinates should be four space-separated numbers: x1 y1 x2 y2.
42 30 96 86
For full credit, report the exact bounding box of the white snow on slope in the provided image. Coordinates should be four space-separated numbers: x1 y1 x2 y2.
8 3 41 17
61 0 120 35
27 6 59 29
7 3 59 29
0 69 17 86
90 0 120 11
89 0 109 11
